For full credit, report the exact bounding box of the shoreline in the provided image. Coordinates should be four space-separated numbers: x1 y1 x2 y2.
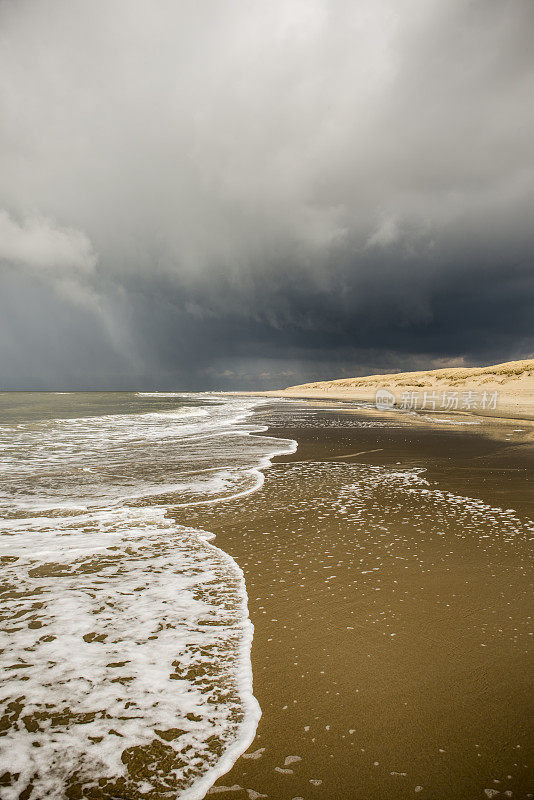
2 392 532 799
242 391 534 428
0 393 299 800
180 399 534 799
236 358 534 423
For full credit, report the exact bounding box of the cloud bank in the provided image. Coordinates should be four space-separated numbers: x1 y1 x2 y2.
0 0 533 388
0 211 96 274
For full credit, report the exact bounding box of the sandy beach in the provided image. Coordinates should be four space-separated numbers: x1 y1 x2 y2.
180 399 534 800
245 360 534 423
1 391 532 799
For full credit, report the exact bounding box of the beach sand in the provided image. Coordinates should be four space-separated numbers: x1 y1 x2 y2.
244 359 534 422
179 400 534 800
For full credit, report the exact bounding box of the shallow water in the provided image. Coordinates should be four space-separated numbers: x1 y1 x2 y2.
0 392 295 799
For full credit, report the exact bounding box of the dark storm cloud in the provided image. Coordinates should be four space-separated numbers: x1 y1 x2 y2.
0 0 533 388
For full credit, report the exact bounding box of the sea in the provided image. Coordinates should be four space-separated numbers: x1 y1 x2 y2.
0 392 296 800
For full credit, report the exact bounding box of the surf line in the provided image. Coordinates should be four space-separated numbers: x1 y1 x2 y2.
333 448 384 459
282 448 384 465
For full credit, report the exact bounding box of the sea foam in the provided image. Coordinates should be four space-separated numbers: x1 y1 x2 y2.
0 395 296 799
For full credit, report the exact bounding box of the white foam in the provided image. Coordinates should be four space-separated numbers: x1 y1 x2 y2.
0 394 296 799
423 416 481 425
135 392 192 397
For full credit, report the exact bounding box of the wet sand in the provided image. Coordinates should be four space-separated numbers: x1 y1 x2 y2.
179 401 534 800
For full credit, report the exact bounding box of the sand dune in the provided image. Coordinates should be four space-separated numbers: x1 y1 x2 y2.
255 359 534 421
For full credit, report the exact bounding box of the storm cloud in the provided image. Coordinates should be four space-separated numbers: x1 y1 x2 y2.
1 0 533 388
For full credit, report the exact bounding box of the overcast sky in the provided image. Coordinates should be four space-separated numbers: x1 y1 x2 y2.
1 0 533 389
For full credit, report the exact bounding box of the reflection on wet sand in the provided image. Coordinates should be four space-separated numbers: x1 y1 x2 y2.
188 403 533 800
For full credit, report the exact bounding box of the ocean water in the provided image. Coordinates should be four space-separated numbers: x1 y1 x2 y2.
0 392 296 800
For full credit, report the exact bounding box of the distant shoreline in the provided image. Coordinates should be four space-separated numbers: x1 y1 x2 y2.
240 358 534 423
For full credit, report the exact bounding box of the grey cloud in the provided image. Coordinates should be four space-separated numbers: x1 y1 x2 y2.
0 0 533 388
0 211 96 274
0 209 101 312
